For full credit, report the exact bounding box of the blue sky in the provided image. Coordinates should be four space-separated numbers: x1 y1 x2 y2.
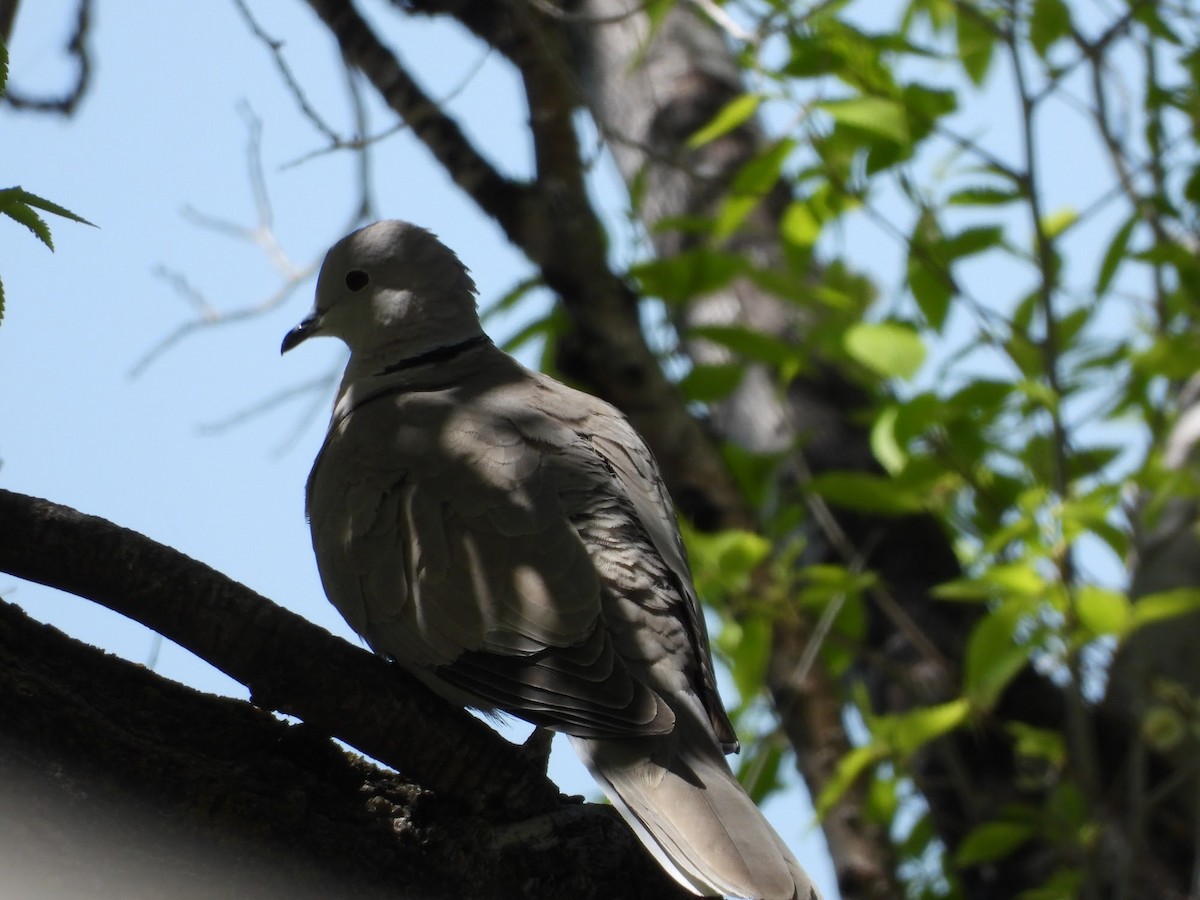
3 0 1156 896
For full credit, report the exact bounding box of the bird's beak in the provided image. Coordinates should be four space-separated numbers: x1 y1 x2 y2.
281 312 321 354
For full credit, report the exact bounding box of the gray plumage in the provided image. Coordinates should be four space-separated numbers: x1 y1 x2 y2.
283 220 821 900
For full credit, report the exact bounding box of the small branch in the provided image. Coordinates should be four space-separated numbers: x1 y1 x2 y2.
2 0 92 115
197 364 342 458
130 104 355 380
129 259 316 378
232 0 342 145
306 0 532 236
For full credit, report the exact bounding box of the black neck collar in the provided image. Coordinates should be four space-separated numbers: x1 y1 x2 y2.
373 333 490 376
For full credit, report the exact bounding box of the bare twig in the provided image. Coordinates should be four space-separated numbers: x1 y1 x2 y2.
197 366 342 458
3 0 92 115
129 258 317 379
231 0 341 144
130 104 350 380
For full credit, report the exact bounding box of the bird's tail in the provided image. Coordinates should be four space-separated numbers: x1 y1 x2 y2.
569 731 820 900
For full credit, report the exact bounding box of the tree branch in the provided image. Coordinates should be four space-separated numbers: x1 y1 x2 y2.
0 592 686 898
0 488 560 818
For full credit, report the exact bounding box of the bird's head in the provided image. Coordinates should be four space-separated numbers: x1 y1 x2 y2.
281 220 480 358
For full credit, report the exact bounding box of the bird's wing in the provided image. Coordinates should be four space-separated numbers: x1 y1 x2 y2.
306 370 677 738
533 371 738 751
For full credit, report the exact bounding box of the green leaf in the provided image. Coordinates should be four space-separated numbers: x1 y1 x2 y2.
687 93 763 149
687 324 799 366
908 256 953 330
844 322 926 380
718 616 773 705
481 274 543 325
781 200 821 248
1030 0 1072 58
678 363 744 403
965 602 1033 711
1006 722 1066 769
1130 589 1200 631
9 188 94 226
1095 214 1137 297
1 199 53 249
0 39 8 99
1040 207 1077 239
809 471 927 516
956 6 997 85
498 310 561 356
885 698 970 756
957 820 1036 866
816 744 884 818
947 185 1021 206
1074 586 1130 639
870 405 907 475
630 249 745 303
942 225 1005 258
715 139 795 240
683 524 772 603
819 97 910 145
935 562 1046 603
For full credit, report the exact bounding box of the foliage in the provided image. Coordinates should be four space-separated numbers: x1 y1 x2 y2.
659 0 1200 894
0 40 93 324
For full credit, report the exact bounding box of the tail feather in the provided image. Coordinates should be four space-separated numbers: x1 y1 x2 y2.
569 732 820 900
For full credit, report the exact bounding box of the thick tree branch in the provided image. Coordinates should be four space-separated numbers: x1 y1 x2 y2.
0 488 558 818
0 595 687 898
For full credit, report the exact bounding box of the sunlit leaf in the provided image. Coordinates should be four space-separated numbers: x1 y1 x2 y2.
717 615 773 703
716 140 796 240
871 405 908 474
1130 589 1200 631
683 525 773 600
819 96 910 145
844 321 926 380
781 199 821 248
1040 207 1078 239
816 744 884 818
1074 586 1130 639
884 698 970 756
809 470 927 515
687 93 764 149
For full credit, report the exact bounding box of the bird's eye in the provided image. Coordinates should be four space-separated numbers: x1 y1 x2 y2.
345 270 370 292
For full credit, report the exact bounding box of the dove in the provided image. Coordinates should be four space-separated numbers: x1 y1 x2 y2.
282 220 821 900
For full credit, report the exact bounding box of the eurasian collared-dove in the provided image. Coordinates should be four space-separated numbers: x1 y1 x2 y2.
283 220 821 900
